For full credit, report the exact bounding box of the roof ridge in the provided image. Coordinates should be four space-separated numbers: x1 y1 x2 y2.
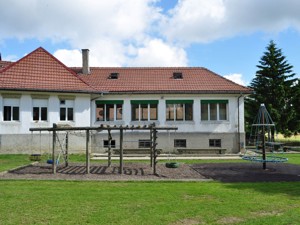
1 47 98 93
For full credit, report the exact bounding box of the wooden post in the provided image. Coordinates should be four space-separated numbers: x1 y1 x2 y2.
86 130 90 174
153 127 158 175
119 128 123 174
150 125 153 167
65 132 69 167
52 123 57 174
108 129 112 167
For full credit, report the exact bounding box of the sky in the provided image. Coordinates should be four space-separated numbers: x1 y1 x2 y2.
1 0 300 86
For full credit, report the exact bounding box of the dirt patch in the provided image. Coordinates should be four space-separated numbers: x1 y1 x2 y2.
191 163 300 182
0 162 207 181
2 162 300 182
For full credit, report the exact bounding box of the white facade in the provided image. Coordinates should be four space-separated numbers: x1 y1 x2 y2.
0 91 246 154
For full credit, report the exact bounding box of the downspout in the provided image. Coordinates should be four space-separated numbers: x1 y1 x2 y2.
237 94 243 153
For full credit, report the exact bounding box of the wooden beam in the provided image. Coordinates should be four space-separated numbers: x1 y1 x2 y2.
86 130 90 174
119 129 123 174
52 123 57 174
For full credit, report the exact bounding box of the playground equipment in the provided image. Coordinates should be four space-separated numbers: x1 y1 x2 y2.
30 123 177 175
242 104 288 169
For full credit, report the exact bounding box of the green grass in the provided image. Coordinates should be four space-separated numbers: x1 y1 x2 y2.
0 180 299 225
1 154 300 224
0 154 32 172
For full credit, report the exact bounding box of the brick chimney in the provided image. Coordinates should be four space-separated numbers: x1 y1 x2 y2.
82 49 90 74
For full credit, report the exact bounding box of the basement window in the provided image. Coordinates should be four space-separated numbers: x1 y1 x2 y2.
209 139 221 147
174 139 186 148
103 140 116 148
173 72 183 79
139 140 151 148
109 73 119 79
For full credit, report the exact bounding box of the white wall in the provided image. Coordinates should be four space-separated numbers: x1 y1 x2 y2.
91 93 245 134
0 92 91 134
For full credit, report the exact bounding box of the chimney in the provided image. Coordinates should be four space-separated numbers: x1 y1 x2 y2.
82 49 90 74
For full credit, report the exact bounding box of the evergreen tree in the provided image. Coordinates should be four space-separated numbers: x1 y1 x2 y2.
246 40 298 136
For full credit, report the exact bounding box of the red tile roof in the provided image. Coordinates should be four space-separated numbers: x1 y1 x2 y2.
0 61 13 71
77 67 252 94
0 47 97 93
0 47 252 94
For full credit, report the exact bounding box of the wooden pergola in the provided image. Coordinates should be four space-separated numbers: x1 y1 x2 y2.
29 123 177 175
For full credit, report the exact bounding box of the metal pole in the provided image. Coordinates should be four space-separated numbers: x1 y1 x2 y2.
262 110 266 170
150 125 153 167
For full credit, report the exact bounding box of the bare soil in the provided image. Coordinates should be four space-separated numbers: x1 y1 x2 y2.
0 162 206 181
1 162 300 182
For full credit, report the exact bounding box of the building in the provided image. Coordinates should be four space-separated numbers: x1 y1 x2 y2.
0 47 252 154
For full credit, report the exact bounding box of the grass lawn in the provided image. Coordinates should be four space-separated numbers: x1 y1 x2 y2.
1 154 300 224
0 181 299 225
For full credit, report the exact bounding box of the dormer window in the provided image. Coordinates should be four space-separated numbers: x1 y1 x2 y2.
173 72 183 79
109 73 119 79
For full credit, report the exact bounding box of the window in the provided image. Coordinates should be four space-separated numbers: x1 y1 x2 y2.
209 139 221 147
60 99 74 121
3 98 20 121
103 140 116 148
139 140 151 148
173 72 183 79
108 73 119 79
32 99 48 121
131 100 158 121
96 100 123 121
166 100 193 121
201 100 228 121
174 139 186 147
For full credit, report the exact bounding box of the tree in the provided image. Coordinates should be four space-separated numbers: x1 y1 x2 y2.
246 40 298 136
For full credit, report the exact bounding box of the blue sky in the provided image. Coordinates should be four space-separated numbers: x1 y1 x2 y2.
1 0 300 86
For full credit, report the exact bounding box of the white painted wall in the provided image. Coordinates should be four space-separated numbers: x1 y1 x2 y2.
0 92 91 134
91 93 245 134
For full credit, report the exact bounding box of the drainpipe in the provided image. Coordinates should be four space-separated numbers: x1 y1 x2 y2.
237 94 243 153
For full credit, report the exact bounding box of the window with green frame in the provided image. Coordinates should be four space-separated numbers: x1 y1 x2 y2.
96 100 123 121
166 100 193 121
201 100 228 121
131 100 158 121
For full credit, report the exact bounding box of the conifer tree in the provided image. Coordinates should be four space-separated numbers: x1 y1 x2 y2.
246 40 298 136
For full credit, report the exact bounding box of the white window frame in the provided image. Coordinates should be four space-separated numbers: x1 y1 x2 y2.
201 101 228 121
32 99 48 122
3 98 20 121
60 99 74 121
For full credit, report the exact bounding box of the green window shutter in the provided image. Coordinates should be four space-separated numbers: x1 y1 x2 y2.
130 100 159 104
201 100 228 104
166 100 194 104
96 100 124 105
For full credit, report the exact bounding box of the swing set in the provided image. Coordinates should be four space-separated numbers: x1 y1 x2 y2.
29 123 177 175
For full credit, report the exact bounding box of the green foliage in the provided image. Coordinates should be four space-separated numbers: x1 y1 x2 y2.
246 40 299 136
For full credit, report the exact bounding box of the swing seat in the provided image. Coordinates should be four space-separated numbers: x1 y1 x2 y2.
165 162 180 168
47 159 60 165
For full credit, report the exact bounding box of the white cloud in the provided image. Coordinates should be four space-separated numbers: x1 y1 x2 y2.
162 0 300 44
128 39 188 66
223 73 247 86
